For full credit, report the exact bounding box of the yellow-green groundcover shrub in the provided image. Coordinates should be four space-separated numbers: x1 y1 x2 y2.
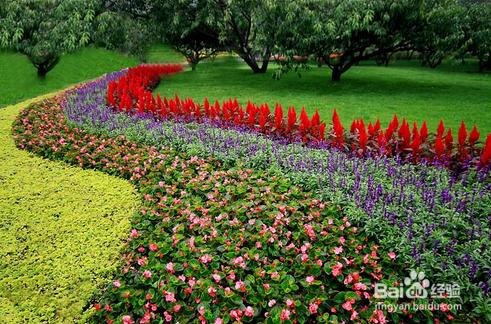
0 97 139 323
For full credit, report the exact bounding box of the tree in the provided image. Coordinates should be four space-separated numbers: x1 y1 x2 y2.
0 0 101 77
459 0 491 71
93 10 152 62
275 0 466 81
413 0 465 68
145 0 222 70
209 0 298 74
280 0 425 81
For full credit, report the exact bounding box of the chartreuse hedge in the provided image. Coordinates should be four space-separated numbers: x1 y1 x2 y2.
0 96 139 323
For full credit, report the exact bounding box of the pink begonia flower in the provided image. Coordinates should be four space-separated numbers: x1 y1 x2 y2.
212 273 221 283
268 299 276 307
354 282 367 291
165 291 176 303
331 262 343 277
158 181 164 188
286 299 295 308
235 280 245 291
173 304 181 312
166 262 175 273
149 243 158 251
342 298 355 312
130 229 138 237
164 311 172 322
190 236 195 248
280 309 291 320
270 271 279 279
230 309 243 320
388 252 396 260
339 236 346 245
122 315 134 324
208 286 216 297
309 303 318 314
263 283 270 291
143 270 152 278
244 306 254 317
214 318 224 324
199 254 213 264
306 276 315 284
334 246 343 255
351 310 359 321
113 280 121 288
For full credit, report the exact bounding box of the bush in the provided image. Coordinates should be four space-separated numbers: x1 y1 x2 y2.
0 99 139 322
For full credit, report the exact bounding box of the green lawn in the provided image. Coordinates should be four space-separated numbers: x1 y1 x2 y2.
1 45 489 132
0 47 138 108
156 56 491 133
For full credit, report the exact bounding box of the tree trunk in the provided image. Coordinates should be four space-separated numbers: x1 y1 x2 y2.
331 66 342 81
37 65 48 78
30 54 60 79
240 53 268 74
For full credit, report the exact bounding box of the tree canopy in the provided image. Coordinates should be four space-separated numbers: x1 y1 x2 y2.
0 0 103 77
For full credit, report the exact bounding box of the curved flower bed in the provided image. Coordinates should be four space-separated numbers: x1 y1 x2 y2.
61 64 491 318
11 98 461 323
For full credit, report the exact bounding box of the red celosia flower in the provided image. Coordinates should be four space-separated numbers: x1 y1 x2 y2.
287 106 296 132
445 129 453 151
469 125 480 146
481 134 491 166
437 120 445 137
435 136 444 160
420 121 428 142
458 121 467 147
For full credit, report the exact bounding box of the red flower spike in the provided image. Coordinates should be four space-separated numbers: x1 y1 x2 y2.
287 107 296 131
437 120 445 137
481 134 491 165
411 132 421 161
398 119 410 147
412 122 419 139
458 121 467 147
359 128 368 151
469 125 480 146
435 136 444 159
445 129 453 151
259 112 267 130
420 121 428 142
350 120 358 134
368 122 374 137
311 110 321 127
299 107 310 135
374 119 381 133
319 123 326 140
391 114 399 130
332 109 343 145
274 104 284 133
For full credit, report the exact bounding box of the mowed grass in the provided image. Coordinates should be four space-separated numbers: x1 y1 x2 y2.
0 47 138 108
156 56 491 133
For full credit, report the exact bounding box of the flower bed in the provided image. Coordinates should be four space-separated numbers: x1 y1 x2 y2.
106 65 491 172
60 65 491 319
11 98 461 323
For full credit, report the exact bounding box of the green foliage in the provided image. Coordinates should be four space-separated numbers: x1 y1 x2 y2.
460 1 491 71
0 97 139 322
0 0 103 77
93 10 152 61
